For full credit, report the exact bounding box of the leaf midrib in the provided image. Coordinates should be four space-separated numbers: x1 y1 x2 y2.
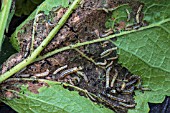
114 18 170 73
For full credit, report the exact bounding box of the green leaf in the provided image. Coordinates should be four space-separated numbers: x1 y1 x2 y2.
15 0 44 17
37 0 69 15
105 4 133 29
11 0 70 51
111 0 170 112
6 2 15 33
129 91 150 113
0 0 12 51
2 84 113 113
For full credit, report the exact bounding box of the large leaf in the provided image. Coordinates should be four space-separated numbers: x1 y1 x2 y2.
0 0 12 51
6 0 170 112
2 84 113 113
105 4 133 29
11 0 70 51
112 0 170 112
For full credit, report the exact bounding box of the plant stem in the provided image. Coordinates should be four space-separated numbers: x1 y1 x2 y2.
35 29 135 61
74 48 96 64
0 0 81 84
35 19 167 62
74 48 106 69
39 79 98 99
30 9 40 53
4 78 98 100
0 0 12 51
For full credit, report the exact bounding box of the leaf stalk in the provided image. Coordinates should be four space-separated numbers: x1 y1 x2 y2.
0 0 81 84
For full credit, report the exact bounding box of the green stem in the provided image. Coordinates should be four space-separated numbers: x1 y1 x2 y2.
4 78 98 99
74 48 97 64
74 48 106 69
0 0 12 51
35 29 136 61
39 79 97 98
30 9 40 53
0 0 81 84
35 20 167 62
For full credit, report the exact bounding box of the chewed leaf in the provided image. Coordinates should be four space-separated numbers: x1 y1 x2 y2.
37 0 69 15
105 4 134 30
111 0 170 112
2 84 113 113
11 0 70 51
